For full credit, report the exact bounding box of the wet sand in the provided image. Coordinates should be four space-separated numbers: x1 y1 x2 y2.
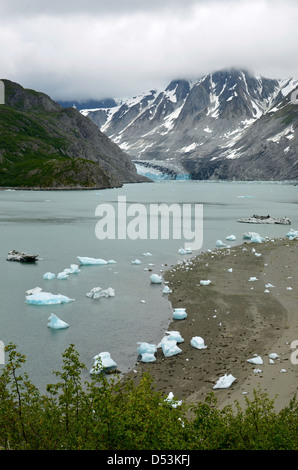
127 237 298 412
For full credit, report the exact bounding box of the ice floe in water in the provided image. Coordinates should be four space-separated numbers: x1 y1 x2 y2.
57 272 69 280
26 291 74 305
77 256 108 265
26 286 42 295
47 313 69 329
150 273 162 284
216 240 227 247
90 352 118 374
226 234 236 241
213 374 236 389
86 287 115 299
43 272 56 280
131 259 142 265
178 247 192 255
162 285 172 294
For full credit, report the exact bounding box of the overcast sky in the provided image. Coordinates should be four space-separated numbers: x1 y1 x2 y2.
1 0 297 101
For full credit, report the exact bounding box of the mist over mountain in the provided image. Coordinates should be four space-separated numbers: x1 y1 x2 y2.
82 69 298 181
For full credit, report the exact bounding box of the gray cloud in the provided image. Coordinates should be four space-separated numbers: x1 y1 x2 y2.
1 0 297 100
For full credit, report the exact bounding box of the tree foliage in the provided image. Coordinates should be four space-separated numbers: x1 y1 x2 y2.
0 343 297 450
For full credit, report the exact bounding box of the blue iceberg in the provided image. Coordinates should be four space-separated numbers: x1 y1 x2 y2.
90 352 118 374
43 272 56 280
77 256 108 265
47 313 69 329
26 291 74 305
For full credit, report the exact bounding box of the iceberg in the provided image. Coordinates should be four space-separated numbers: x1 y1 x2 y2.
26 291 74 305
57 272 69 280
286 229 298 239
251 235 265 243
150 273 162 284
90 352 118 374
164 392 182 408
173 308 187 320
162 285 172 294
190 336 207 349
158 331 184 347
26 286 42 295
86 287 115 299
43 272 56 280
200 279 211 286
178 247 192 255
63 264 80 274
77 256 108 265
213 374 236 389
161 339 182 357
243 232 260 240
137 342 157 355
247 355 263 365
47 313 69 329
140 353 156 363
226 235 236 241
216 240 227 247
131 259 142 265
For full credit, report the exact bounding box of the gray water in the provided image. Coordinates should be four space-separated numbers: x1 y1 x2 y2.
0 181 297 391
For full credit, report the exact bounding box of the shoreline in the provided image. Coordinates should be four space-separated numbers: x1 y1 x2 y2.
127 237 298 412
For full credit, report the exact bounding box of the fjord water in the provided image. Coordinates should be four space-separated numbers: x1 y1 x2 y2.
0 181 297 391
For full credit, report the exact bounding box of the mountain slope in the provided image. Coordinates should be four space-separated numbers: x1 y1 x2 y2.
0 80 148 189
83 69 298 180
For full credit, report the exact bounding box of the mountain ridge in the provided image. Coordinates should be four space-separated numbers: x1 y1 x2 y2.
82 68 298 181
0 79 149 189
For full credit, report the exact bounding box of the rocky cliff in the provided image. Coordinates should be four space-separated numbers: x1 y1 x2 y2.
0 80 149 189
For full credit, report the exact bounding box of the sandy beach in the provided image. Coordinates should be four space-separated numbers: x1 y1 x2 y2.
127 236 298 412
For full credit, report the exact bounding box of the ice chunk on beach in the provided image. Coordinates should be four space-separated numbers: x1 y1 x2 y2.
200 279 211 285
190 336 207 349
47 313 69 329
247 355 263 365
26 291 74 305
137 342 157 356
249 277 258 282
164 331 184 343
161 339 182 357
173 308 187 320
150 273 162 284
213 374 236 389
251 235 265 243
178 247 192 255
140 353 156 363
286 229 298 239
162 285 172 294
243 232 260 240
216 240 227 247
86 287 115 299
165 392 182 408
90 352 118 374
77 256 107 265
43 272 56 280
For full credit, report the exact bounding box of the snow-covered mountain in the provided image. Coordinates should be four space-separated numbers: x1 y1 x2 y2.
81 69 298 180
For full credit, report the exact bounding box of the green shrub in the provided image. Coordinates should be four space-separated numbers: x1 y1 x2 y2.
0 343 297 450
